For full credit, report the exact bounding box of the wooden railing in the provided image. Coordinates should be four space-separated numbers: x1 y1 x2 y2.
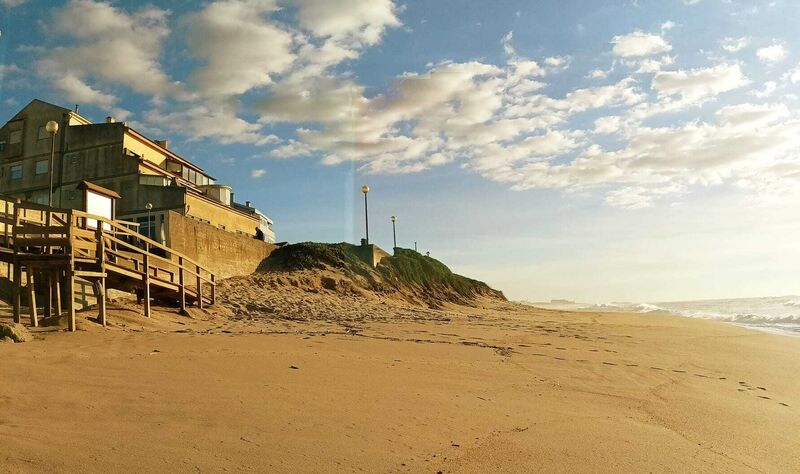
70 209 216 310
0 194 216 330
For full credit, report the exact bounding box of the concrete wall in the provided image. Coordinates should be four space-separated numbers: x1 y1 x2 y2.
185 192 260 237
164 211 277 278
355 244 391 268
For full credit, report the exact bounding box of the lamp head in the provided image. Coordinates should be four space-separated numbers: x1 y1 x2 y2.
361 185 370 194
391 215 396 222
45 120 59 134
145 202 153 210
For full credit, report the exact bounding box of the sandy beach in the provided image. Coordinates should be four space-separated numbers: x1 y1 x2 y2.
1 289 798 473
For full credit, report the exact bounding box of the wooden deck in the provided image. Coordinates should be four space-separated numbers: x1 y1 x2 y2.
0 195 215 331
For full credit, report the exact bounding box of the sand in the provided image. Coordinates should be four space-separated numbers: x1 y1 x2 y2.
1 286 799 472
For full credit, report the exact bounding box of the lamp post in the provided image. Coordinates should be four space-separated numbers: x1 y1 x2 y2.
390 215 397 249
45 120 59 207
145 202 153 250
361 185 370 245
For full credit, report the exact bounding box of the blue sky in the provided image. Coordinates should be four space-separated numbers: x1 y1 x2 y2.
3 0 800 302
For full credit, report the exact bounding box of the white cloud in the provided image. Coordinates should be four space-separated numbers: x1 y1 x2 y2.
183 0 294 97
757 43 787 63
682 0 703 4
594 116 624 134
0 0 27 6
611 31 672 57
660 21 676 31
751 81 777 98
651 63 749 102
269 139 315 158
294 0 400 47
782 63 800 84
605 187 652 209
587 69 609 79
36 0 178 108
251 169 267 178
0 64 20 77
144 104 279 145
721 36 749 53
629 55 674 74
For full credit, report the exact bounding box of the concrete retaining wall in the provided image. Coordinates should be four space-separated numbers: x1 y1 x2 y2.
164 211 277 279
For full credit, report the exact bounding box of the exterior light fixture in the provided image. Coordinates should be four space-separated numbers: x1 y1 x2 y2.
390 215 397 249
46 120 59 207
361 185 370 245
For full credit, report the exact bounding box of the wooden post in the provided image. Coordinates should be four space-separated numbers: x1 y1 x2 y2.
12 200 21 324
53 271 62 317
210 273 216 305
178 257 186 313
67 271 76 332
44 271 53 319
12 263 21 324
142 253 151 318
96 225 106 326
26 267 38 327
96 279 107 327
196 264 203 309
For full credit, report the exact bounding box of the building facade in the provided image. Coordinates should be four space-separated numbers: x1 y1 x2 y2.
0 99 276 246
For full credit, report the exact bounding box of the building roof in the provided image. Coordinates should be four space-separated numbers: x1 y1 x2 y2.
78 180 122 199
123 126 210 176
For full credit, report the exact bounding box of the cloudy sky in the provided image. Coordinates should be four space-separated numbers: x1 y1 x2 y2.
2 0 800 303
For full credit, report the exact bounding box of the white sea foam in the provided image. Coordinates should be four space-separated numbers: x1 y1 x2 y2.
584 296 800 336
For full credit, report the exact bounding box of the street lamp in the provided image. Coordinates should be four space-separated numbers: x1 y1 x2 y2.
145 202 153 250
45 120 59 207
390 215 397 249
361 185 370 245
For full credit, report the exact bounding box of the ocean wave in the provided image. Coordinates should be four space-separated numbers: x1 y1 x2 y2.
783 299 800 307
583 302 669 313
694 312 800 325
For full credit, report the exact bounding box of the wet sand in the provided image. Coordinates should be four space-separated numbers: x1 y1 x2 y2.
1 299 798 472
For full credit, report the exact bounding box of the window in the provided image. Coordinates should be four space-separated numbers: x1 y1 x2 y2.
139 175 170 186
38 126 49 140
10 164 22 180
0 141 5 152
35 159 48 175
9 130 21 144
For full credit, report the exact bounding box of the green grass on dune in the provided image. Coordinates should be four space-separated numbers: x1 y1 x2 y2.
257 242 504 304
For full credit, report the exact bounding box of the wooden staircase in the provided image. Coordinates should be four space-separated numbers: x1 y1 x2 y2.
0 195 215 331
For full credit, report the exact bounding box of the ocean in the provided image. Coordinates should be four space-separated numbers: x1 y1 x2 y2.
530 296 800 336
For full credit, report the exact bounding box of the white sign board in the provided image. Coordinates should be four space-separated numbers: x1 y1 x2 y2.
85 190 113 230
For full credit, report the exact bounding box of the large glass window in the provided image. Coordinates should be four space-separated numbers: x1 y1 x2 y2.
10 164 22 180
139 175 170 186
35 159 48 175
38 126 49 140
0 141 5 152
9 130 21 144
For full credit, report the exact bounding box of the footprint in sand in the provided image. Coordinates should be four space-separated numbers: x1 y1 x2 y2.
779 402 790 407
650 367 664 371
602 362 617 366
672 369 686 373
757 396 771 400
626 363 638 367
